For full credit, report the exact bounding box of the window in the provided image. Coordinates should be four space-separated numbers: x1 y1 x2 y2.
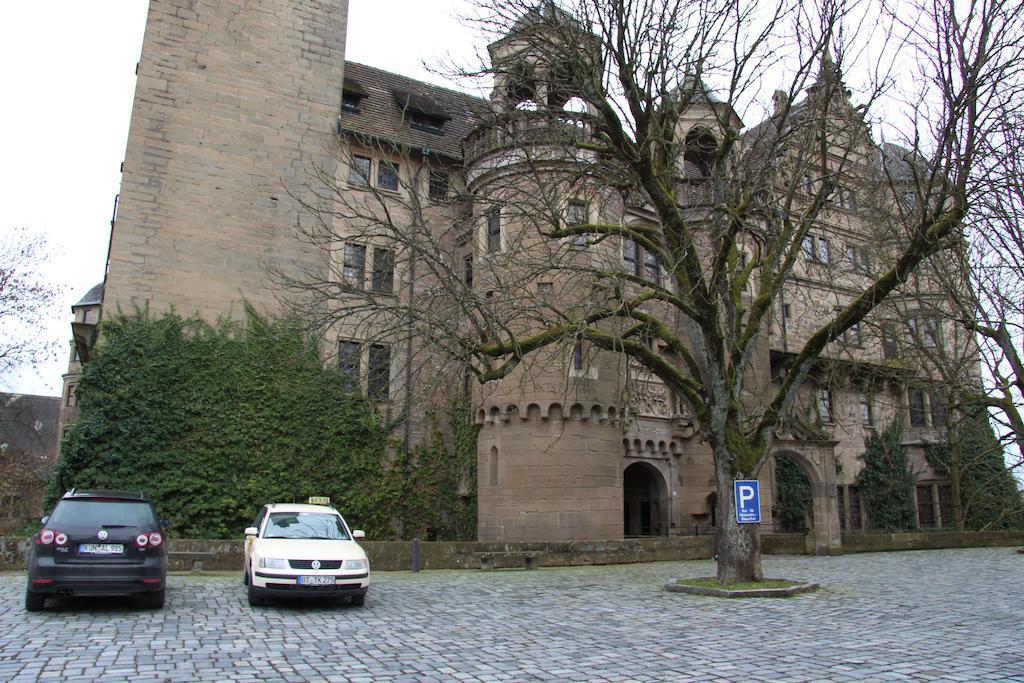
930 392 947 427
782 303 791 320
429 171 449 200
572 341 584 370
368 344 391 400
846 245 871 274
908 387 927 427
836 186 857 210
817 388 834 424
922 318 940 348
803 234 830 263
342 92 362 113
844 321 862 346
371 248 394 293
409 111 444 134
349 155 371 185
486 208 501 253
463 255 473 287
623 239 640 276
377 161 399 191
882 324 899 360
566 200 588 246
566 201 588 226
338 341 361 392
860 394 874 426
643 249 661 284
65 383 77 408
848 486 863 531
343 244 366 288
82 309 92 323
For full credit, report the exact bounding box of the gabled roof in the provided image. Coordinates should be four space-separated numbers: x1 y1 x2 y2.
339 62 490 161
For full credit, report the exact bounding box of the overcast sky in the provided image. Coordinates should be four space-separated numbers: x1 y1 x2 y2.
0 1 481 397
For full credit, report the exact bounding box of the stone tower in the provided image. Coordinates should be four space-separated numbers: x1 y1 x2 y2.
104 0 349 320
469 9 629 542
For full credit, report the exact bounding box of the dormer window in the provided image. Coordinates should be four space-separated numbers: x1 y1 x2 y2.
342 92 362 113
409 112 445 134
342 78 367 114
393 89 449 136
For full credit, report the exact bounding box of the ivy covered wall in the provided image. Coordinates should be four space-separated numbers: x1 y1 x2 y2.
49 310 477 540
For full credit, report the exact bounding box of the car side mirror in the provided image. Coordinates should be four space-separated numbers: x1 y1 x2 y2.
40 516 49 525
244 527 258 536
352 530 365 539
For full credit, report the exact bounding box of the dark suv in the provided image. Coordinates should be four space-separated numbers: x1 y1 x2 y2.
25 490 167 611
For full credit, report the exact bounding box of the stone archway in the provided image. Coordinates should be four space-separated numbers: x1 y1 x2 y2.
771 447 842 555
623 462 669 536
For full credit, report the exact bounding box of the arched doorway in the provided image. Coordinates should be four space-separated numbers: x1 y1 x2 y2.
623 462 667 536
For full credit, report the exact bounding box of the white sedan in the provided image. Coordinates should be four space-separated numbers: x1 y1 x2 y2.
243 503 369 607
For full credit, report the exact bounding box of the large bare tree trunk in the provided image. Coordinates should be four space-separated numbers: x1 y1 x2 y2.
714 456 764 583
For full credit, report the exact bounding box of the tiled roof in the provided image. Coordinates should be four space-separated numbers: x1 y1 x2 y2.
339 62 491 161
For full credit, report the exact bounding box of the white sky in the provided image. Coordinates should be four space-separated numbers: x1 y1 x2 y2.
0 1 480 397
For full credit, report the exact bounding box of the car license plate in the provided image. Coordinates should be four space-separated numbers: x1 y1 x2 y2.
79 543 124 555
298 575 335 586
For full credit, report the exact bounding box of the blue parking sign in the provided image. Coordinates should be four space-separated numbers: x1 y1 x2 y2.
734 480 761 524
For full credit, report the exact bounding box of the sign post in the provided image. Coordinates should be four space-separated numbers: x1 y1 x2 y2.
734 480 761 524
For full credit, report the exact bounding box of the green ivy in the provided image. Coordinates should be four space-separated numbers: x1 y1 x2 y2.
773 457 812 533
925 409 1024 531
48 309 478 540
856 422 918 532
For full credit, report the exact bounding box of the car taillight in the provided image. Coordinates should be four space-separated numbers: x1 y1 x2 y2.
148 532 163 547
136 534 149 547
54 532 68 546
38 529 55 545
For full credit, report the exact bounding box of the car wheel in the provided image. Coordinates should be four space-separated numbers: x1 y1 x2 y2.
145 586 166 609
247 581 266 607
24 586 45 612
350 593 366 607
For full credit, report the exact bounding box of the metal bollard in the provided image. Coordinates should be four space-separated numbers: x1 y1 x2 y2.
411 537 420 572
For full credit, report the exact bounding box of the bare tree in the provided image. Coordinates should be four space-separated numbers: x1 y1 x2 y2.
0 226 63 379
279 0 1022 582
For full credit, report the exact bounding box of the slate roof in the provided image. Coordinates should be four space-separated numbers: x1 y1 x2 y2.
339 62 490 161
74 282 104 308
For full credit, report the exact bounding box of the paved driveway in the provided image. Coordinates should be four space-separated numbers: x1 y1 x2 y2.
1 548 1021 681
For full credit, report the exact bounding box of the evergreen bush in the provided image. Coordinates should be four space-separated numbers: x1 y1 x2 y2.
856 422 918 532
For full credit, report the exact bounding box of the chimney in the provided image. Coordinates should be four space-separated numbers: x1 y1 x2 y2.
772 90 788 116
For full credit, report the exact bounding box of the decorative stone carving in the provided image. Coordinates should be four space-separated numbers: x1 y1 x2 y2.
633 381 672 418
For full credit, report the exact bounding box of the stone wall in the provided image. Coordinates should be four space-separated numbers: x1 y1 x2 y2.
3 532 1022 572
105 0 348 321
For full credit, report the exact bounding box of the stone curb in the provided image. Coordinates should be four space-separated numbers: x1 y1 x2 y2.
663 580 819 598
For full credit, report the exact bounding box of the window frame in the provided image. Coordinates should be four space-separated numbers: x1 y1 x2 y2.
338 340 362 392
343 243 367 289
817 388 834 424
349 155 371 186
367 344 391 401
486 208 501 254
371 248 394 294
376 161 399 191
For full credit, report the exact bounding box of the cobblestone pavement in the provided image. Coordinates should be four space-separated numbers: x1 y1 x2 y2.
1 548 1021 682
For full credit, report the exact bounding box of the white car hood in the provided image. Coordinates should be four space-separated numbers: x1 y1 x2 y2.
257 538 367 561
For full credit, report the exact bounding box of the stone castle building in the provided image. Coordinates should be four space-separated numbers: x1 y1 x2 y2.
61 0 962 551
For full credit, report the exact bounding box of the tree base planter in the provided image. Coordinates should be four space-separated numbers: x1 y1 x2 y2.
664 578 819 598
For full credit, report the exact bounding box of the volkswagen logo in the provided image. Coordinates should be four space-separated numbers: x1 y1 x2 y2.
311 560 321 570
97 530 108 540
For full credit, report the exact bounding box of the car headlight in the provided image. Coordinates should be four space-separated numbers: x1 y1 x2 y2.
259 557 287 569
343 559 368 570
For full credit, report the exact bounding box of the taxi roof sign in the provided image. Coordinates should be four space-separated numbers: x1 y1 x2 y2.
307 496 331 506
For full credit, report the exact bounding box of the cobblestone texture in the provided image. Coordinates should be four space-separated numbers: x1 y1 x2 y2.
1 548 1021 681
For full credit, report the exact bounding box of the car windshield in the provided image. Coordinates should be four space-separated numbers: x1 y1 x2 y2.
49 499 157 527
263 512 350 540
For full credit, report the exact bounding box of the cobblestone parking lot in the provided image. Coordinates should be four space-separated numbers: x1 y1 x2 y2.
1 548 1021 682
